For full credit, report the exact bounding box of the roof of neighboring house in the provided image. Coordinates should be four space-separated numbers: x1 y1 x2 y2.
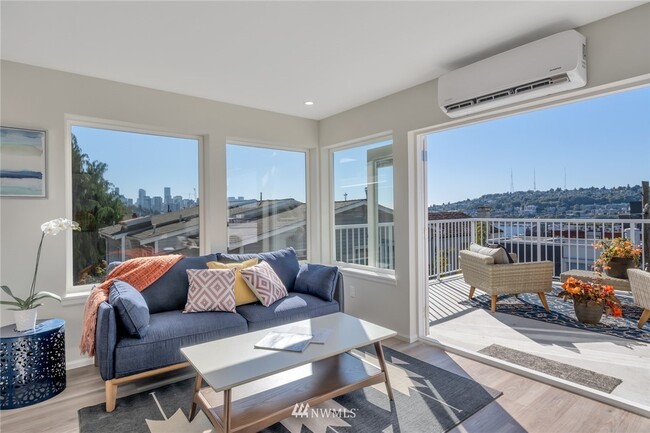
428 211 471 220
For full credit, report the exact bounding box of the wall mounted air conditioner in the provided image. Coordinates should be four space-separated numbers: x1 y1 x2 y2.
438 30 587 118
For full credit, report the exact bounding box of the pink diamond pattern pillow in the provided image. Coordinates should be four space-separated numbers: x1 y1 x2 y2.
240 261 288 307
184 268 236 313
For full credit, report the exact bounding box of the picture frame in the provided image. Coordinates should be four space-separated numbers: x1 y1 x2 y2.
0 126 47 198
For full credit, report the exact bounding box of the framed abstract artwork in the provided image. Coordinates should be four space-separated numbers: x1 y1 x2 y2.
0 126 47 197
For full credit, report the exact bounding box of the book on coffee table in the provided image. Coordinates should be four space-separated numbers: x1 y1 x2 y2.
254 331 313 352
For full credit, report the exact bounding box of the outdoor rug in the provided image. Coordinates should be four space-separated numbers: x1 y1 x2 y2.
460 286 650 343
479 344 622 393
78 346 501 433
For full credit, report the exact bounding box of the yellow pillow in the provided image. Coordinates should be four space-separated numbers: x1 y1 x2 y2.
207 258 259 306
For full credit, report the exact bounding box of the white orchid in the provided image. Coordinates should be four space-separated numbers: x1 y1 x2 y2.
1 218 81 310
41 217 80 236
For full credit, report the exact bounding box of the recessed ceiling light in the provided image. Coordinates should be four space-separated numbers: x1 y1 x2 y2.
304 101 314 106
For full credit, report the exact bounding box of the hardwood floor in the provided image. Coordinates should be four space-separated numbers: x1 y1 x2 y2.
1 339 649 433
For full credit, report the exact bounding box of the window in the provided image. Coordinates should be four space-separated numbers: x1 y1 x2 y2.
332 138 394 269
70 125 200 287
226 143 307 259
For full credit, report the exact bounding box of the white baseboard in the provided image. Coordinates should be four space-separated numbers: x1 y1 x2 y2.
67 357 94 371
395 333 418 344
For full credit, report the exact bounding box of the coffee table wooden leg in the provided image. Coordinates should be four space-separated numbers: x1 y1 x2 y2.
189 374 202 421
223 388 232 433
374 342 394 401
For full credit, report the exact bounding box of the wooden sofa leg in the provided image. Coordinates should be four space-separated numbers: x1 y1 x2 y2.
538 292 550 311
105 380 117 412
468 286 476 300
491 295 497 313
638 309 650 329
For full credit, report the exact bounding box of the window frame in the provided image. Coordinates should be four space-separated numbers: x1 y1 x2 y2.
225 139 311 261
64 116 205 295
329 133 396 275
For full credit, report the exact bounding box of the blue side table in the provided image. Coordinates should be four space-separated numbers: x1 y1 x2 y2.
0 319 66 409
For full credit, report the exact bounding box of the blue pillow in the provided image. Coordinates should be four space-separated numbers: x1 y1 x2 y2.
294 263 339 302
142 254 218 313
109 280 150 338
219 248 300 291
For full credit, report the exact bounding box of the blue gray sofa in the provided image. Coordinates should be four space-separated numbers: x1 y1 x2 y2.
95 248 343 411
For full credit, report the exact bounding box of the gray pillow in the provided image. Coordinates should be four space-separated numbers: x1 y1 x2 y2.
109 280 150 338
141 254 219 313
294 263 339 302
469 243 510 264
218 247 300 291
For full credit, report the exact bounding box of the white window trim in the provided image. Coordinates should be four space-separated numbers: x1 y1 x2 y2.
328 132 396 276
64 115 205 296
225 139 312 261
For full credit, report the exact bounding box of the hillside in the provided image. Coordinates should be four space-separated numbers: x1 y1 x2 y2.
429 185 644 219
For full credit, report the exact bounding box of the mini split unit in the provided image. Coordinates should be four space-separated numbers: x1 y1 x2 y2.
438 30 587 118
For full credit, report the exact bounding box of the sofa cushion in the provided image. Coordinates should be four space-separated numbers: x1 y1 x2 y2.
184 268 236 313
218 248 300 291
240 261 288 307
236 293 340 332
294 263 339 302
108 280 149 338
141 254 219 314
114 310 248 377
207 258 259 306
469 243 510 265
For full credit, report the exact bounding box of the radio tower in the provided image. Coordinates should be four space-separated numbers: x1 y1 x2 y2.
533 169 537 191
510 169 514 193
564 168 567 190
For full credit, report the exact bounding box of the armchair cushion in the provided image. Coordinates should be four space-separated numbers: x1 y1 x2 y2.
470 243 511 264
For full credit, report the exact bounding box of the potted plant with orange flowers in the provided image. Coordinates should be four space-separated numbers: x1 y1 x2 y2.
560 277 623 324
593 237 642 279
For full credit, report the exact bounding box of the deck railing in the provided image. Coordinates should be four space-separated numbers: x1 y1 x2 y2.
428 218 648 279
335 218 648 279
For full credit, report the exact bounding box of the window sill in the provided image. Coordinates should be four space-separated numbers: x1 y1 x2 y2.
62 291 90 306
338 266 397 285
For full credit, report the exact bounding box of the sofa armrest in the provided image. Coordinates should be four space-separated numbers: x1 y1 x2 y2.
333 271 344 311
95 301 118 381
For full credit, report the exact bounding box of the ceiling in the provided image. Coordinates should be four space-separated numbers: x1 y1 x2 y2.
1 1 645 120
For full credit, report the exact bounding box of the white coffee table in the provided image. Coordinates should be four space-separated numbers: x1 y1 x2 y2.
181 312 397 433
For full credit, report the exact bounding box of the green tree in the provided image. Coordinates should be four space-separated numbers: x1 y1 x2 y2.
71 134 126 284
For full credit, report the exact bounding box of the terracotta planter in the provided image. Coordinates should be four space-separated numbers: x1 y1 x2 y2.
14 308 38 331
605 257 635 279
573 300 603 324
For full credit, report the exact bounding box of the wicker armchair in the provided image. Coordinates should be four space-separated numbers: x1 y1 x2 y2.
627 269 650 329
459 250 553 313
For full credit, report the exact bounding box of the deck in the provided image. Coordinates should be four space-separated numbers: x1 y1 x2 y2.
427 275 650 410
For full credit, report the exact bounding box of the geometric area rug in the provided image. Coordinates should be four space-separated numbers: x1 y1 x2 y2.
461 286 650 343
78 346 501 433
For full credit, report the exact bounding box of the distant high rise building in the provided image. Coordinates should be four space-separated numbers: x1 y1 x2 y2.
152 196 163 213
138 189 146 207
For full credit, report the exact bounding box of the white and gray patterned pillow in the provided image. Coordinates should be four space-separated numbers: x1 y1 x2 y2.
240 261 288 307
184 268 236 313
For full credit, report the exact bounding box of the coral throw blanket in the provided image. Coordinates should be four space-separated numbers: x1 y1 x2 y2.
80 254 183 356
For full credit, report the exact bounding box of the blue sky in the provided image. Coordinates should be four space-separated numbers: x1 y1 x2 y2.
226 144 306 202
427 86 650 205
72 86 649 208
72 126 199 201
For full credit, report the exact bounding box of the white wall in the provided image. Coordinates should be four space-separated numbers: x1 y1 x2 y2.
0 61 318 367
319 4 650 341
